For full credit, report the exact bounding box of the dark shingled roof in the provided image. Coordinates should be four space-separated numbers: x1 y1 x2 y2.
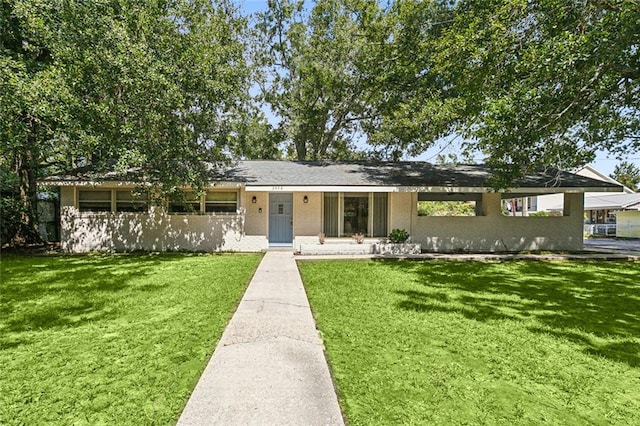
44 160 623 191
226 161 621 190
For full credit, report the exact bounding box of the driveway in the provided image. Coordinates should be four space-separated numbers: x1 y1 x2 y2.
584 238 640 255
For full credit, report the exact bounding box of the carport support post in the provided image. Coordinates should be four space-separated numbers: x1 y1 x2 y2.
564 192 585 250
481 193 502 217
564 192 584 217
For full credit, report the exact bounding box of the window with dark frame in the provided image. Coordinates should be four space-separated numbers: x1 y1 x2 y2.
168 191 201 214
205 191 238 213
323 192 387 237
77 189 240 215
78 190 112 212
115 190 149 213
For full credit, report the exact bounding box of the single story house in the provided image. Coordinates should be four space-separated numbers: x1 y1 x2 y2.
44 160 622 253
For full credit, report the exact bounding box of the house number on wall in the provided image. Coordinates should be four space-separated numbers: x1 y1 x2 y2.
271 186 284 191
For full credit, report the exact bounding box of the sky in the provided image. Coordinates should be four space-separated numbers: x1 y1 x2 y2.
238 0 639 179
240 0 270 15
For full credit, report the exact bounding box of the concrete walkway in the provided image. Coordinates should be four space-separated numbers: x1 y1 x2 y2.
177 251 344 426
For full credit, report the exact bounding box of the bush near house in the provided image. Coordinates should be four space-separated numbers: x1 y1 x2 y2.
388 229 410 243
529 211 563 217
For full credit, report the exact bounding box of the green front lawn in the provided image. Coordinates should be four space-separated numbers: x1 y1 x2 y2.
0 253 262 425
300 260 640 425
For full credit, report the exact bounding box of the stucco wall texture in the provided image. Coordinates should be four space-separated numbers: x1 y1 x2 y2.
59 187 584 253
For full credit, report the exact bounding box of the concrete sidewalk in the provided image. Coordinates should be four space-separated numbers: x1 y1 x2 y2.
177 251 344 426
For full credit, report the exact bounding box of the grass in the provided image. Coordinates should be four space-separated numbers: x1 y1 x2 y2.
299 260 640 425
0 252 262 425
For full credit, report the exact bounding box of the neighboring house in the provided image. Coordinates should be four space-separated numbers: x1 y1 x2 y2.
535 165 639 229
582 193 640 222
617 211 640 238
44 161 622 253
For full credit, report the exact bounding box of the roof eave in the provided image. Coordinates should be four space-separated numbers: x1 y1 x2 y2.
400 186 623 194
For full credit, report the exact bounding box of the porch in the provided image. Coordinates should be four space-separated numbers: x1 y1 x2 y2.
296 238 422 256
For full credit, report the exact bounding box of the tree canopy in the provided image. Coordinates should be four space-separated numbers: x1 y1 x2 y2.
610 161 640 191
253 0 374 160
252 0 457 161
429 0 640 184
2 0 639 244
1 0 251 243
252 0 639 181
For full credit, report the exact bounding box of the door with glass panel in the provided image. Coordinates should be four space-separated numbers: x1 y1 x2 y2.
269 193 293 245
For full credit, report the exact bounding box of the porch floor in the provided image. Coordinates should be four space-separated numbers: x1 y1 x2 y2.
299 239 375 256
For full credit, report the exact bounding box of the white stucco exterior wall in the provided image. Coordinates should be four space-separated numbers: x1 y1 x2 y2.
411 192 584 251
60 187 268 252
293 192 322 236
243 191 267 236
389 192 413 232
58 186 585 253
61 208 268 252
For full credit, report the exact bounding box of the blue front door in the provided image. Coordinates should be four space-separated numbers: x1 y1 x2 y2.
269 193 293 245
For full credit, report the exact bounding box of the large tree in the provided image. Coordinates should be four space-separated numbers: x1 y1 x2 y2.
253 0 377 160
1 0 251 244
254 0 639 182
428 0 640 184
253 0 456 161
1 0 75 243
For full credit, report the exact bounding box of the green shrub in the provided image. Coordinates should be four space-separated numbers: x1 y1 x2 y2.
417 200 475 216
529 211 563 217
0 196 22 245
388 228 409 243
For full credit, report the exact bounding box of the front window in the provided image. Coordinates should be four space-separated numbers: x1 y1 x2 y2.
343 193 368 235
169 192 201 214
78 189 150 213
323 192 387 237
168 190 239 214
324 193 339 237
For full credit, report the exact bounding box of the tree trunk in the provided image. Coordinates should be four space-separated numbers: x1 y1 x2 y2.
294 137 307 161
12 134 42 245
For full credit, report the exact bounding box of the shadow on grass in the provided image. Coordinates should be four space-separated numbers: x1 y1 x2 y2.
0 254 192 341
382 260 640 367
